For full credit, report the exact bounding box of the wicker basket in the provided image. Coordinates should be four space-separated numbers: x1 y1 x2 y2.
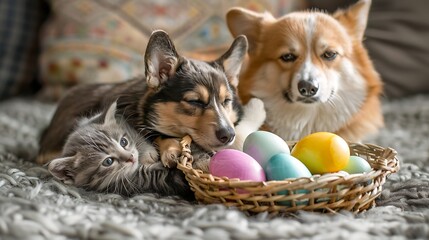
177 136 400 214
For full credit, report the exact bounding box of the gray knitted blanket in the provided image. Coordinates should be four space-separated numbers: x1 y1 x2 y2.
1 96 429 240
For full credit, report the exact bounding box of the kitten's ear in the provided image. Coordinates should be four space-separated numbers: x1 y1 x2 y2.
47 156 77 185
103 101 118 125
333 0 372 41
144 30 180 89
216 35 248 87
78 111 103 126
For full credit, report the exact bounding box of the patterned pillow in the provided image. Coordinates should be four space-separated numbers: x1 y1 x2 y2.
0 0 49 100
38 0 304 100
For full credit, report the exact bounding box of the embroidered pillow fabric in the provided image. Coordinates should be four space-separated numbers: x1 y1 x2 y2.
38 0 304 100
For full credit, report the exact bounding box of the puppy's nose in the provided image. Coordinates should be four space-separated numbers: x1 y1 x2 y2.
216 126 235 144
298 80 319 97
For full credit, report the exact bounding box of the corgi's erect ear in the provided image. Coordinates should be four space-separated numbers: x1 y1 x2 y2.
47 156 77 185
226 7 274 54
216 35 248 87
144 30 180 89
333 0 372 41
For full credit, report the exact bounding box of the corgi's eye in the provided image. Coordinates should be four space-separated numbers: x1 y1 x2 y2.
186 99 206 108
102 157 115 167
322 51 337 61
280 53 297 62
120 137 128 148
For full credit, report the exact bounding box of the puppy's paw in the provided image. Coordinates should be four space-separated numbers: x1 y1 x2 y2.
160 148 181 168
243 98 266 128
156 138 182 168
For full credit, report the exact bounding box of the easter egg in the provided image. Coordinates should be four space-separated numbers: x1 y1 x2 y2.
265 153 312 181
209 149 266 182
243 131 290 168
291 132 350 174
265 153 311 206
342 156 372 174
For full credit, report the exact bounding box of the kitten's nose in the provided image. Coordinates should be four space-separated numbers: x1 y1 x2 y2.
126 154 135 163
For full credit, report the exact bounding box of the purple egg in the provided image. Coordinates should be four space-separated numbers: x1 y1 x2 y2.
209 149 266 182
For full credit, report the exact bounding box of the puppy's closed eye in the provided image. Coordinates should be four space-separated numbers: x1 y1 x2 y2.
185 99 207 108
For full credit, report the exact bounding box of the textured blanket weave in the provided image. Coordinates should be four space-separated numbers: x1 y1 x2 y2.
1 96 429 239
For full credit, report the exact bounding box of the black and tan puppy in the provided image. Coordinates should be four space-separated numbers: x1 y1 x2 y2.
37 30 250 166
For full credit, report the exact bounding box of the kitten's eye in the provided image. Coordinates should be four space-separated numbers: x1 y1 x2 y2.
322 51 337 61
102 157 114 167
280 53 297 62
120 137 128 148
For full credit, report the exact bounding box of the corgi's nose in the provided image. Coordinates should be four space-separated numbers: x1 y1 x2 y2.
298 80 319 97
216 126 235 144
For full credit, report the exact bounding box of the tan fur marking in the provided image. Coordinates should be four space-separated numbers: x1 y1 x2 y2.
219 84 230 102
36 151 61 165
154 102 221 149
195 86 210 104
183 91 201 102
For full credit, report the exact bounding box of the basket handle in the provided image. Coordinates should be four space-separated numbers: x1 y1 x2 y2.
179 135 193 166
378 147 400 173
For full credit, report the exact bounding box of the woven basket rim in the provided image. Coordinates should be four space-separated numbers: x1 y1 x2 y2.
177 136 399 184
177 135 400 214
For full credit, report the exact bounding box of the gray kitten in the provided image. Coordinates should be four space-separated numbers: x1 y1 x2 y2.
47 102 193 199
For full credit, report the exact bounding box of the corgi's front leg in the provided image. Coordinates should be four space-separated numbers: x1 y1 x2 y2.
230 98 266 150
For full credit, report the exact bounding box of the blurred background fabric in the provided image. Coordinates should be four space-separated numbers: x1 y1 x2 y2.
36 0 304 101
0 0 49 100
1 0 428 100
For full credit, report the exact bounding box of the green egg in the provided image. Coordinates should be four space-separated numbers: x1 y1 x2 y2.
265 153 312 181
342 156 372 174
264 153 312 206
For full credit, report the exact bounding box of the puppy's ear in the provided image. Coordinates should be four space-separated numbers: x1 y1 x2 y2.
216 35 248 87
47 156 77 185
333 0 372 41
226 7 274 54
144 30 180 89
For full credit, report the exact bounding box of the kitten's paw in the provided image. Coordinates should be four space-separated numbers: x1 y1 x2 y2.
243 98 266 128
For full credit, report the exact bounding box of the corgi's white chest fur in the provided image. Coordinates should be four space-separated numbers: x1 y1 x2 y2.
252 59 367 141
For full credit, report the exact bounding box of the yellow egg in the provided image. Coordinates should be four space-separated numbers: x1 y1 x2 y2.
291 132 350 174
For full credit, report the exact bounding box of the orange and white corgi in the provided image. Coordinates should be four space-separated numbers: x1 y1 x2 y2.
226 0 383 142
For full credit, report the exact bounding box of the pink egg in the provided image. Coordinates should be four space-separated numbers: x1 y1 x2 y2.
209 149 266 182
